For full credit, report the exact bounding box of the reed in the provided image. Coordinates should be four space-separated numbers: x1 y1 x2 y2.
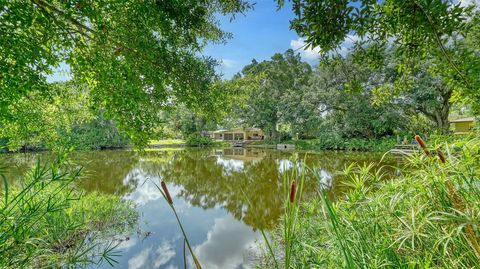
153 180 202 269
415 135 480 258
277 135 480 268
0 152 137 268
260 158 306 268
282 161 306 268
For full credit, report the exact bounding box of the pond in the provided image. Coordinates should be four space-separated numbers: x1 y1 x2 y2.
1 148 399 269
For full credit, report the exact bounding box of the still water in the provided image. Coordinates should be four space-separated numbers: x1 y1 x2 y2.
1 148 397 269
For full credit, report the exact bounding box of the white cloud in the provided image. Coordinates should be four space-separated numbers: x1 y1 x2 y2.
127 241 176 269
154 241 176 268
122 169 184 206
290 38 321 61
193 215 262 269
216 157 244 175
457 0 480 7
128 247 151 269
290 34 361 60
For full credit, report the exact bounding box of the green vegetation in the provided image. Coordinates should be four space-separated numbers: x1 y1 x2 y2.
0 153 137 268
1 1 252 147
2 1 480 268
0 82 130 152
185 133 213 147
279 0 480 114
149 139 185 146
287 137 396 152
268 135 480 268
259 159 306 269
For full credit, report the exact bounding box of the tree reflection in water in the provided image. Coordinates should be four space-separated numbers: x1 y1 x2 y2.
1 148 396 230
137 148 396 230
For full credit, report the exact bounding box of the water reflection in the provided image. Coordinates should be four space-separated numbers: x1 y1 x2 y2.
193 215 261 269
0 148 396 268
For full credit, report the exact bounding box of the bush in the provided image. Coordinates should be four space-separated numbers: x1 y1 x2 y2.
185 133 213 147
67 117 130 150
0 153 137 268
0 138 7 152
288 135 396 152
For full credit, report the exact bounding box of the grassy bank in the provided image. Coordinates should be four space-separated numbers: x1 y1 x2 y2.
289 137 396 152
149 137 230 148
0 153 137 268
269 135 480 268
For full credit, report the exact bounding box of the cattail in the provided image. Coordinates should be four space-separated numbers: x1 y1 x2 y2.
415 135 430 156
436 147 480 256
289 180 296 203
161 181 173 204
437 149 446 164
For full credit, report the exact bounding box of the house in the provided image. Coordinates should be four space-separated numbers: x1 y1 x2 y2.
450 117 475 134
210 128 264 141
213 148 267 161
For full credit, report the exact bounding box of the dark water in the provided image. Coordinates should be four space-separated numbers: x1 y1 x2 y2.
0 148 398 269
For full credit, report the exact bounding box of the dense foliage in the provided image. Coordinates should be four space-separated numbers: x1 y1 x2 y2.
0 153 137 268
279 0 480 114
272 135 480 268
0 0 252 147
185 132 213 147
0 82 129 151
217 46 467 145
227 50 312 139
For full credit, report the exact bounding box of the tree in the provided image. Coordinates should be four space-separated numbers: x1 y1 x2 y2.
0 82 91 151
0 82 133 151
363 47 455 134
0 0 252 147
229 50 312 139
401 65 453 133
279 0 480 114
305 55 408 139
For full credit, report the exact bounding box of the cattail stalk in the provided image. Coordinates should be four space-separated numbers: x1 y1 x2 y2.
161 181 173 204
436 148 480 257
437 149 446 164
155 180 202 269
415 135 430 156
289 180 296 203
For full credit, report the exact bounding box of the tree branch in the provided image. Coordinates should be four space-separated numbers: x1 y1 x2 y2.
30 0 94 39
412 0 471 88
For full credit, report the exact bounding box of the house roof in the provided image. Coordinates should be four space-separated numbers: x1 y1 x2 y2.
212 127 262 133
450 117 475 123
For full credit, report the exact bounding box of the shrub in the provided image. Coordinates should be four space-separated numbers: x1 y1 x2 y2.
289 136 396 152
185 133 213 147
67 117 130 150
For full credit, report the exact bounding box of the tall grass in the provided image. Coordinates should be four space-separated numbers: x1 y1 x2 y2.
0 152 137 268
279 135 480 268
256 158 306 268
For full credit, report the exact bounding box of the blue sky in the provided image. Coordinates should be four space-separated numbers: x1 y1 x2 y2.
203 0 317 78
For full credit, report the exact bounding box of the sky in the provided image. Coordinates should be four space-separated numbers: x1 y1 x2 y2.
202 0 316 78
